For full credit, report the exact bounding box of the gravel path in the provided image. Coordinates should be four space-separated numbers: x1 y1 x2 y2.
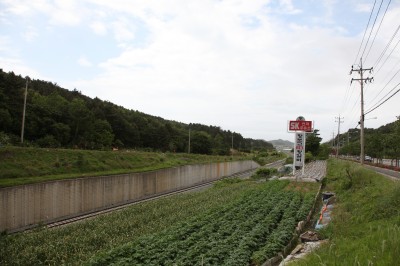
280 160 327 182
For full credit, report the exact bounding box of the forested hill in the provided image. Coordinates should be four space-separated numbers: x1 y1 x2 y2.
0 70 273 154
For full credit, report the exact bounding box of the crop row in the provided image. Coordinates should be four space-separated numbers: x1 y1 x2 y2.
88 180 315 265
0 180 261 265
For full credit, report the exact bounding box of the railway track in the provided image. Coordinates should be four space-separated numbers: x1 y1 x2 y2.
45 168 259 230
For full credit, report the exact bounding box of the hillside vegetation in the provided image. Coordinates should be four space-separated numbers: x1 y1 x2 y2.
336 118 400 165
0 70 272 154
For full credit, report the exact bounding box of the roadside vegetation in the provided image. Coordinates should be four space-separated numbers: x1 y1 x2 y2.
337 117 400 167
0 179 319 265
0 146 253 187
252 150 286 166
290 159 400 265
251 168 279 181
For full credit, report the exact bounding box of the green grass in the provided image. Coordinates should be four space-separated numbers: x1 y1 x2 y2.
0 146 251 187
289 159 400 266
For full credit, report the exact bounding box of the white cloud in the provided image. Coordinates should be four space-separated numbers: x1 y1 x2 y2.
70 2 361 141
2 0 400 142
111 18 135 46
1 57 46 79
279 0 302 14
90 21 107 35
355 3 373 13
77 56 93 67
23 25 39 42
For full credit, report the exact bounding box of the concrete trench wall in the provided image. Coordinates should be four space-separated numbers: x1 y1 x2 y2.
0 160 258 233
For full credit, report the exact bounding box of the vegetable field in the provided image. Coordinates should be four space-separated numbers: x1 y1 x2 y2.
89 180 316 266
0 179 318 265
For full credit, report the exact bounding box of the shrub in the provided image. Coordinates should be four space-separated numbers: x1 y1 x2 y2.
251 168 277 180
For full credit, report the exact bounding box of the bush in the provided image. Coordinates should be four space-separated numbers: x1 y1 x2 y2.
0 131 10 146
251 168 277 180
36 135 61 148
305 152 313 163
285 157 293 164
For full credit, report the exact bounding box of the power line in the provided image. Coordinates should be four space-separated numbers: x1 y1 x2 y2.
375 36 400 74
365 82 400 115
361 0 384 61
345 97 360 129
373 23 400 68
366 66 400 110
354 0 377 65
364 0 392 62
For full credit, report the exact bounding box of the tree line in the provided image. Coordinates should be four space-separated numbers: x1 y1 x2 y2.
334 118 400 165
0 70 273 154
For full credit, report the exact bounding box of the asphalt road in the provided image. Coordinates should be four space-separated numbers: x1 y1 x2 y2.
363 164 400 181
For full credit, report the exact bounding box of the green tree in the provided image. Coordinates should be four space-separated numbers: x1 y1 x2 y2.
0 108 12 131
51 123 71 146
317 143 331 159
191 131 212 154
366 133 384 162
85 119 114 150
306 129 322 156
68 98 91 147
212 134 229 155
383 118 400 166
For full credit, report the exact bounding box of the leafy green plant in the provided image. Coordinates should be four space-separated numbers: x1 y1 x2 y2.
87 181 315 266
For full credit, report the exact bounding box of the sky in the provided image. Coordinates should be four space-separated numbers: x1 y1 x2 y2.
1 0 400 143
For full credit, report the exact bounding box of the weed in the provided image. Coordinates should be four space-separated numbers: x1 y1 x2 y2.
290 159 400 265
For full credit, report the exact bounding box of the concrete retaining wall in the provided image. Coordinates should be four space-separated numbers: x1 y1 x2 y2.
0 160 258 233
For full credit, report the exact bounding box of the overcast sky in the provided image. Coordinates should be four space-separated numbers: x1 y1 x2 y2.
1 0 400 142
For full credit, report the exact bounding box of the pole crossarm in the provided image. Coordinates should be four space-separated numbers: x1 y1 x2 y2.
351 77 374 84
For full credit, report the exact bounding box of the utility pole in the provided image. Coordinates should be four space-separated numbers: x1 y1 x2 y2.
350 57 373 165
231 133 234 156
188 128 191 154
335 116 344 158
21 77 29 144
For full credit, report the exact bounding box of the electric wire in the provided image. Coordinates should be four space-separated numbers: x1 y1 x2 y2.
364 0 392 62
365 82 400 115
340 81 356 115
375 36 400 74
366 77 400 113
373 23 400 68
353 0 377 65
367 66 400 110
361 0 384 61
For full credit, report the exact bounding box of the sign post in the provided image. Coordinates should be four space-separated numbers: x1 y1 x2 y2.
288 116 313 177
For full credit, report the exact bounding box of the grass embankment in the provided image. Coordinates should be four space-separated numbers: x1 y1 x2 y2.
290 159 400 265
0 179 318 265
0 146 256 187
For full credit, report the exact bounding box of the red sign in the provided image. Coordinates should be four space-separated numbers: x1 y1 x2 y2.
289 120 313 132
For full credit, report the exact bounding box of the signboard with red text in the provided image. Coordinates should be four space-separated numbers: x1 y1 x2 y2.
289 116 313 175
288 120 313 132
